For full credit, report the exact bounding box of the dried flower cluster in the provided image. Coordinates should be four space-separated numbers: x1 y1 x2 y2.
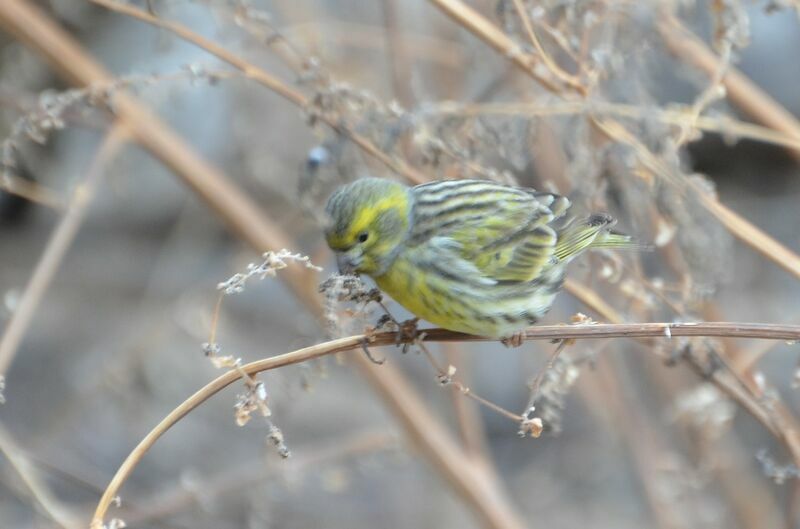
757 449 800 485
218 249 322 295
318 273 383 337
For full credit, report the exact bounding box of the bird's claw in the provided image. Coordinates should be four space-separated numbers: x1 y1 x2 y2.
501 332 526 348
360 336 385 365
396 318 420 353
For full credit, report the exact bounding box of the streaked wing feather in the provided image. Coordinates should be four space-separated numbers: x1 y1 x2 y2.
410 180 568 283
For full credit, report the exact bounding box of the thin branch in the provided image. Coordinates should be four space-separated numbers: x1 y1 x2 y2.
0 170 65 210
427 0 800 282
442 344 493 462
0 422 82 529
350 353 527 529
1 5 527 529
0 123 129 378
90 320 800 525
427 100 800 155
593 117 800 281
0 0 321 311
658 14 800 163
509 0 585 93
88 0 428 185
427 0 565 94
122 430 396 525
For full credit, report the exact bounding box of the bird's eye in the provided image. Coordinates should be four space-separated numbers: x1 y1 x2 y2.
357 231 369 243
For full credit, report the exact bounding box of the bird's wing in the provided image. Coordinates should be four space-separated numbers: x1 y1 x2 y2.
409 180 569 282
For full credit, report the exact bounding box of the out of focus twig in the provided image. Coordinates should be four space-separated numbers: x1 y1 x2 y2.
0 123 128 379
0 422 82 529
90 321 800 525
659 14 800 163
88 0 429 185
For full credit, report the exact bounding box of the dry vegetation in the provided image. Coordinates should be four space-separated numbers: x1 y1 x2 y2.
1 0 800 528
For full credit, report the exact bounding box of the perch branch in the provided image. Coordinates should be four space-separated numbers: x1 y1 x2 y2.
91 321 800 524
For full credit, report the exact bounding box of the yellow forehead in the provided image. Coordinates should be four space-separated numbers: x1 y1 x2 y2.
326 195 404 250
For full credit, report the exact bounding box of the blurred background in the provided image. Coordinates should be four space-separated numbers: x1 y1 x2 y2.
1 1 799 528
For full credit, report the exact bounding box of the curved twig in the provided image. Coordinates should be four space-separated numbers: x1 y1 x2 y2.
91 321 800 525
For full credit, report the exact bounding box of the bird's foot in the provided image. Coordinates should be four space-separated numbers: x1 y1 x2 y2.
359 336 385 365
396 318 420 352
501 331 526 348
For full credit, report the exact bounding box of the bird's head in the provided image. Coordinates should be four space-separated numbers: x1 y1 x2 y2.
324 177 411 276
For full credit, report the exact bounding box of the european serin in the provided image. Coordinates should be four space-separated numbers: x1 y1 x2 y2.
324 177 636 343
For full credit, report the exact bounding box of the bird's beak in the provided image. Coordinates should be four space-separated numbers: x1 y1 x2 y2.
336 252 357 275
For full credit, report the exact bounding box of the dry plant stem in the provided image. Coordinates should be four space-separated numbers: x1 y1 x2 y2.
593 117 800 281
0 172 64 210
428 0 565 95
351 353 527 529
90 321 800 524
522 339 569 417
88 0 428 185
0 4 520 527
594 357 683 529
282 20 466 69
442 344 492 462
428 0 800 282
123 430 396 524
381 0 414 108
431 101 800 154
0 422 82 529
508 0 584 92
0 0 321 310
419 341 523 422
0 123 128 378
658 15 800 162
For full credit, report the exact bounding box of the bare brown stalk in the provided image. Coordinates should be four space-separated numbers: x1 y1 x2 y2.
0 171 64 210
429 101 800 154
90 321 800 524
0 0 320 311
658 14 800 162
442 344 493 462
0 422 82 529
428 0 565 94
593 117 800 281
122 430 397 525
88 0 428 185
1 5 528 528
0 123 128 378
428 0 800 282
418 340 524 423
509 0 585 93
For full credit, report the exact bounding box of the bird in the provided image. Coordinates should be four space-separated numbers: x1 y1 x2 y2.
324 177 638 345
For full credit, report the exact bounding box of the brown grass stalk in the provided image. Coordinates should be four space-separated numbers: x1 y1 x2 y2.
90 321 800 525
0 5 526 528
658 14 800 163
88 0 428 185
0 0 320 311
0 172 65 210
0 422 82 529
427 0 800 282
0 123 128 378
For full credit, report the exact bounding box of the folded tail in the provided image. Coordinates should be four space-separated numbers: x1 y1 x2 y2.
554 213 645 262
